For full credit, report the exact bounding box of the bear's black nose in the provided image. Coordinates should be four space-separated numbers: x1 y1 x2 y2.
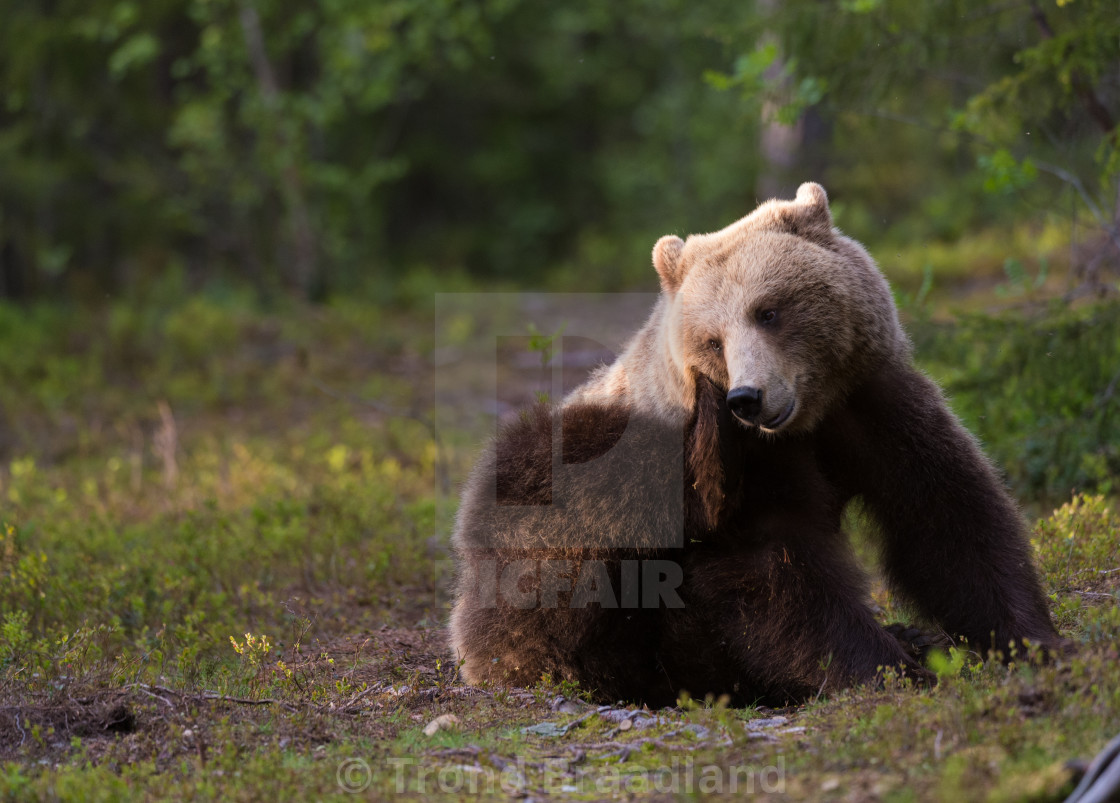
727 386 763 423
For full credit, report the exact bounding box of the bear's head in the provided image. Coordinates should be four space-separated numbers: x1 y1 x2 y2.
653 183 905 435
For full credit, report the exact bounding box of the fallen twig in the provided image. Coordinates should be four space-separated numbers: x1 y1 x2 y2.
1073 591 1117 600
132 684 299 712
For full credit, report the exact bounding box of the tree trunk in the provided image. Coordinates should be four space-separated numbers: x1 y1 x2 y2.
238 0 318 299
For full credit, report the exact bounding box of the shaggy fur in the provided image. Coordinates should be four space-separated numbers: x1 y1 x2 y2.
449 183 1064 706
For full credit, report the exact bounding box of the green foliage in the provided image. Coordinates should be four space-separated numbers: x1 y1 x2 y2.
0 291 1116 800
892 263 934 315
1033 493 1119 593
952 0 1120 178
533 672 593 705
706 43 828 127
0 292 438 697
926 646 968 681
526 322 564 368
914 300 1120 501
996 256 1049 298
720 0 1120 254
1 0 1116 299
0 0 755 298
977 150 1038 196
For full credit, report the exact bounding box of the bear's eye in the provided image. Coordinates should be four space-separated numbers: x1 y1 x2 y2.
758 309 779 325
708 339 722 353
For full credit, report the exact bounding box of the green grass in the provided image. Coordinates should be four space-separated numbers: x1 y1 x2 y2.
0 277 1118 800
881 218 1072 286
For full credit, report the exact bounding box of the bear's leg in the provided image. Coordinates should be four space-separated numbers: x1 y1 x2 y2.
662 534 931 705
818 361 1064 658
451 601 577 688
450 553 668 703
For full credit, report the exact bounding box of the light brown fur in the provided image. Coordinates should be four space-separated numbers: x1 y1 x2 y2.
567 182 905 432
449 183 1064 705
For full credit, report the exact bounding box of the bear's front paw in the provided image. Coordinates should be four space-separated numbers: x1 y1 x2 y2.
884 623 955 663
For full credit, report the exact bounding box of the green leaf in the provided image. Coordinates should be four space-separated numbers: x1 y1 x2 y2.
702 69 733 92
839 0 883 12
108 32 160 79
738 43 778 80
977 149 1038 194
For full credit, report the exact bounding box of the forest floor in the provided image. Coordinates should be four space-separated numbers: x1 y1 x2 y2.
0 282 1118 801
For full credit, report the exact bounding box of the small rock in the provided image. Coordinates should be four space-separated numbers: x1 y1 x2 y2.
551 696 590 714
746 716 789 730
423 714 460 736
599 707 643 724
182 729 194 741
821 776 840 792
521 722 569 738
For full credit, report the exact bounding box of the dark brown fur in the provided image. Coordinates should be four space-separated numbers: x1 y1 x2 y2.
814 362 1062 657
449 362 1064 707
451 185 1065 705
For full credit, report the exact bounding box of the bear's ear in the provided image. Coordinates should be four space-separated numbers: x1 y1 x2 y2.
795 181 830 215
652 235 686 294
774 182 834 245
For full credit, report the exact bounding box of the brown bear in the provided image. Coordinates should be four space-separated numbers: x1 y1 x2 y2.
448 183 1065 706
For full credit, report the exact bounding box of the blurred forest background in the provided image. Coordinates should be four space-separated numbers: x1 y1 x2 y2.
1 3 1120 794
1 0 1117 299
2 0 1118 497
1 0 1120 500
